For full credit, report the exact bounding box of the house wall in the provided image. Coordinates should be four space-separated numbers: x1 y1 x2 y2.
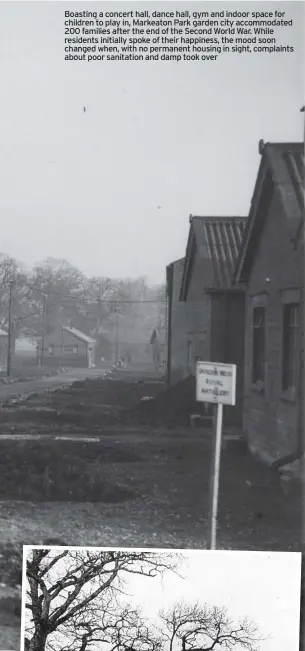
209 294 226 362
243 190 301 464
110 341 155 368
184 253 212 376
169 253 240 385
168 260 188 384
100 318 156 368
119 342 152 365
38 329 94 367
151 339 165 368
209 292 246 426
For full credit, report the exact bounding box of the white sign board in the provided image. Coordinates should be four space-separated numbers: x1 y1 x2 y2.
196 361 236 406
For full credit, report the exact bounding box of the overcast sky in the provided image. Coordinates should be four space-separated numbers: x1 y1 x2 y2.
124 551 302 651
24 549 301 651
1 1 304 282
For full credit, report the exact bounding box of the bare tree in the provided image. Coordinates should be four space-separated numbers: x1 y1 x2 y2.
81 276 120 330
0 254 41 354
0 252 166 360
25 550 179 651
58 597 162 651
25 552 262 651
159 602 261 651
28 259 86 335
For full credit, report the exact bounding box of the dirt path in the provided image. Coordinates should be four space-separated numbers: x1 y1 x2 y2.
0 373 301 649
0 373 301 552
0 426 301 551
0 367 106 402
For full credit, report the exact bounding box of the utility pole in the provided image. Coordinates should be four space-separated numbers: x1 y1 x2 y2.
115 310 119 365
166 264 173 388
41 294 47 367
6 281 13 377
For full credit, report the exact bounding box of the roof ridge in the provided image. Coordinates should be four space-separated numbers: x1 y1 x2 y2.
191 215 247 221
234 142 303 284
263 141 303 147
63 325 96 343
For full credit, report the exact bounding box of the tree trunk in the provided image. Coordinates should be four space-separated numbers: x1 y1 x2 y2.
29 626 48 651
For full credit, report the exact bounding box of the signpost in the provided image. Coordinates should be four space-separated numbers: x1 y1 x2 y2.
196 361 237 550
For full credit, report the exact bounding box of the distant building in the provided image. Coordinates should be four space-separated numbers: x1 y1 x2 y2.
150 327 166 370
98 313 154 368
234 141 304 470
37 326 96 368
95 333 113 363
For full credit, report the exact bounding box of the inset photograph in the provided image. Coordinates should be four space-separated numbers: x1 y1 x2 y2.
22 548 301 651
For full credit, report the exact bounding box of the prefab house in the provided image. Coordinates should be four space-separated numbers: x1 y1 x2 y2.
175 215 247 425
234 141 304 470
38 326 96 368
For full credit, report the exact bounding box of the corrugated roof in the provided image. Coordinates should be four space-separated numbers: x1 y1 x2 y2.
180 216 248 298
264 143 304 216
192 217 248 289
284 149 304 207
63 326 96 345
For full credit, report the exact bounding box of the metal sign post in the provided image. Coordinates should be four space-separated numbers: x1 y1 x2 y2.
196 361 237 550
209 402 223 550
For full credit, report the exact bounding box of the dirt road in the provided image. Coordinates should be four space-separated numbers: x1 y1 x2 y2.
0 367 107 402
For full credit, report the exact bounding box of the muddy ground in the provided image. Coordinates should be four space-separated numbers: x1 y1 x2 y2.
0 371 302 647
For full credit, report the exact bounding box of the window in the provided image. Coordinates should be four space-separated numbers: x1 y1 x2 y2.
73 344 78 354
282 303 299 392
252 307 265 383
48 345 53 355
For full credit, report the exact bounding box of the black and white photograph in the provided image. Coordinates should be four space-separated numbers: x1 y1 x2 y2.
0 0 304 648
22 548 301 651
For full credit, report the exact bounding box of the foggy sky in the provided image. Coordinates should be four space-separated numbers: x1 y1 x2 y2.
1 1 304 282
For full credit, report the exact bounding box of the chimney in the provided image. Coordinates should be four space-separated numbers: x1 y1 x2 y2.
258 139 265 155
